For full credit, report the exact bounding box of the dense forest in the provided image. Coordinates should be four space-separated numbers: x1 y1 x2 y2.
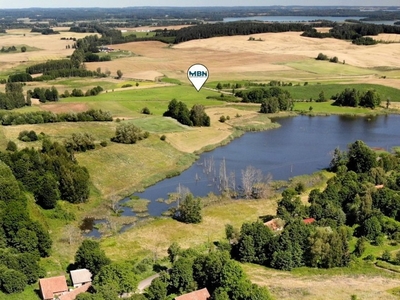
0 141 93 293
302 22 400 44
0 161 52 293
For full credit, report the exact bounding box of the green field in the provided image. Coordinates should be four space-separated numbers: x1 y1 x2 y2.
64 85 225 116
294 100 380 114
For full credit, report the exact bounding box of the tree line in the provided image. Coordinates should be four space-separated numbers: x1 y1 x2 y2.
172 21 313 44
233 86 294 114
0 109 113 125
302 23 400 44
332 88 381 109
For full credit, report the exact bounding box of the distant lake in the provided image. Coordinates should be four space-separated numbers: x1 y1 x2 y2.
223 16 398 25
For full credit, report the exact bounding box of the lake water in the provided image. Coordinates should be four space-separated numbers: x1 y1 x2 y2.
223 16 398 25
124 114 400 217
84 114 400 237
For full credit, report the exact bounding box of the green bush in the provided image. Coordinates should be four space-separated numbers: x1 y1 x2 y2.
141 107 151 115
111 123 149 144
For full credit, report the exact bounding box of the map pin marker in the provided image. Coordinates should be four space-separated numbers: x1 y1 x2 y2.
187 63 209 92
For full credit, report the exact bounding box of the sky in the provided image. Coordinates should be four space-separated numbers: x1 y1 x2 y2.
1 0 399 9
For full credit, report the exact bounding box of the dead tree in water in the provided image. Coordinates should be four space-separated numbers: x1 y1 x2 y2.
218 157 229 193
241 166 263 199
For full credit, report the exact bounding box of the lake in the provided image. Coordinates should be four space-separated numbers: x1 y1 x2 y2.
223 16 398 25
125 114 400 217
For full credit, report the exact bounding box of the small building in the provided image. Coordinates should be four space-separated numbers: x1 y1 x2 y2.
175 288 211 300
70 269 92 288
39 275 68 300
264 218 284 231
303 218 316 225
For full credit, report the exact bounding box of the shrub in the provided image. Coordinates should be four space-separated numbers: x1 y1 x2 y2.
100 140 108 147
141 107 151 115
18 130 38 142
329 56 339 63
111 123 149 144
219 115 226 123
316 53 329 61
64 133 95 152
6 141 17 151
382 250 392 262
160 135 166 141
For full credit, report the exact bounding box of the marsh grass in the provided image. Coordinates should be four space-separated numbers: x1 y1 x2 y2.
122 198 150 213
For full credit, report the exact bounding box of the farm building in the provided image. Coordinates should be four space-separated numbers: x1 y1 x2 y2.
39 276 68 300
70 269 92 288
264 218 284 231
175 287 210 300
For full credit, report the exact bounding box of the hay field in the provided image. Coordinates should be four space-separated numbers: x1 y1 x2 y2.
244 264 400 300
83 31 400 86
0 29 89 72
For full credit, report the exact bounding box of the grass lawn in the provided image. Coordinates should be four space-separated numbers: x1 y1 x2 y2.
101 196 278 262
0 285 40 300
74 135 197 198
55 78 119 90
130 116 187 133
293 100 382 114
64 85 225 116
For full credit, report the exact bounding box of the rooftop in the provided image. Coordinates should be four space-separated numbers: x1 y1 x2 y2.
175 288 210 300
39 275 68 300
70 269 92 285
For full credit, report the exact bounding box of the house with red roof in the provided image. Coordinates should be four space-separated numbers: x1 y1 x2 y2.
39 276 68 300
303 218 316 224
175 288 211 300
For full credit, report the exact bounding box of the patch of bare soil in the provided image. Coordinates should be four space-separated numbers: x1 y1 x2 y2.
41 102 89 114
